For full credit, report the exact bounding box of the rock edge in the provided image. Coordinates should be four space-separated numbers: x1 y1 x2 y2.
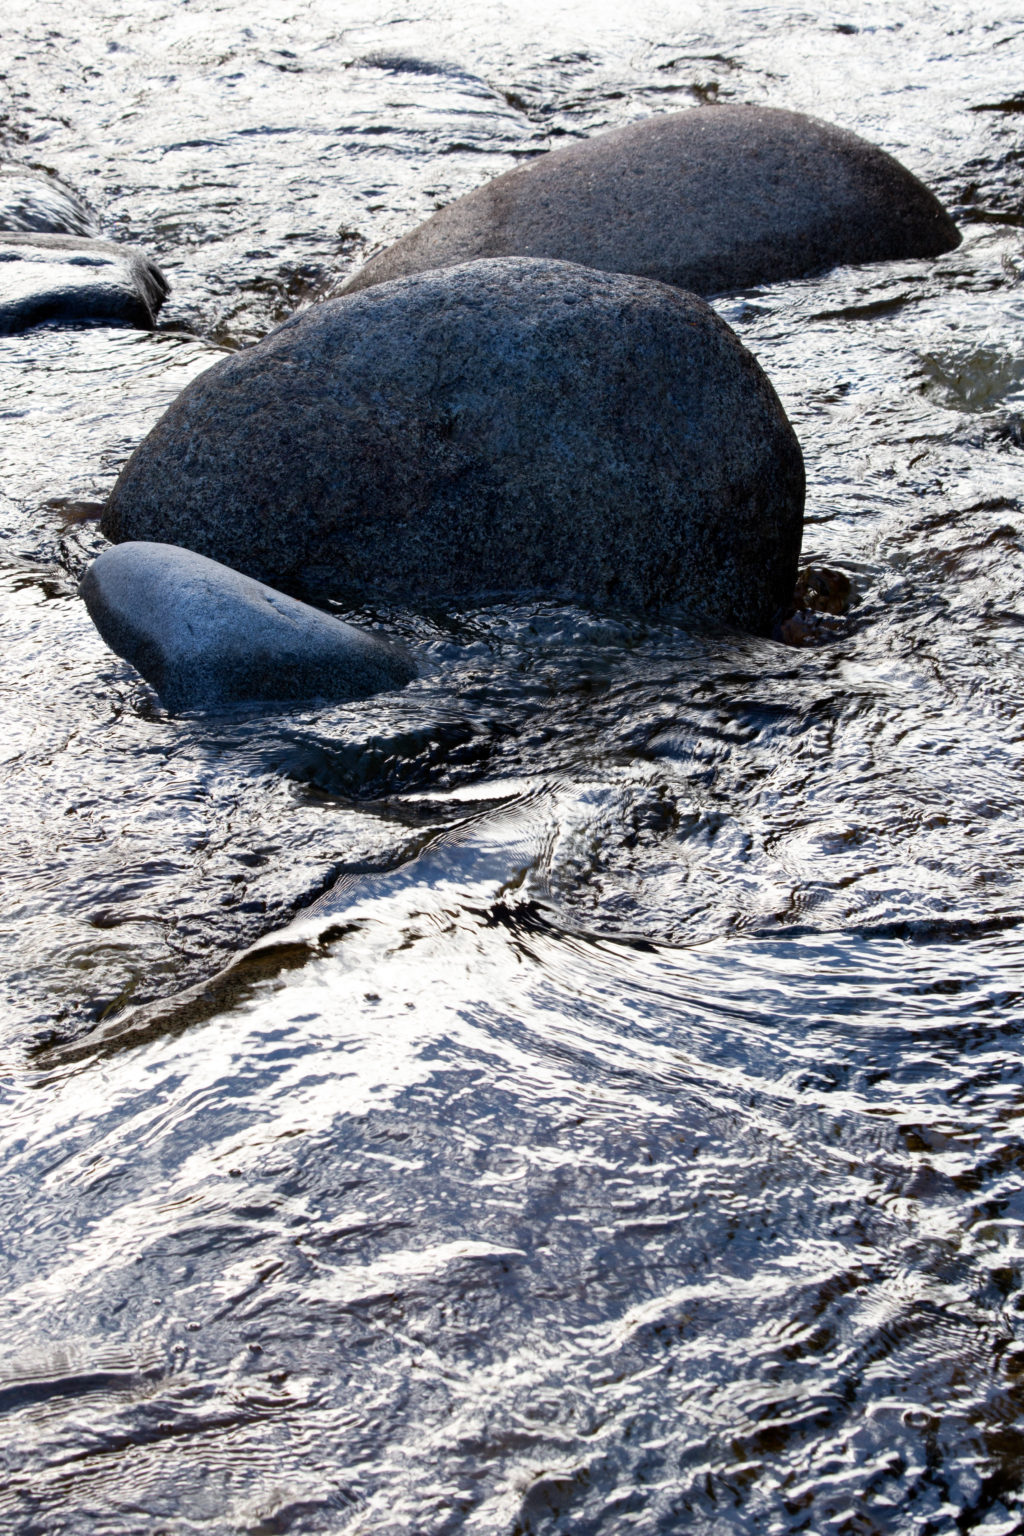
341 106 960 298
81 542 417 713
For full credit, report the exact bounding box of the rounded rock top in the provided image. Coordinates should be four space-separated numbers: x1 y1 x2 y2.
81 541 417 713
0 166 98 237
0 233 169 334
104 257 805 632
340 105 961 298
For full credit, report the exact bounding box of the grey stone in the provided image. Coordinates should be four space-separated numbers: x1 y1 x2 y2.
103 258 804 632
81 541 418 713
0 167 98 236
0 233 168 334
340 106 960 298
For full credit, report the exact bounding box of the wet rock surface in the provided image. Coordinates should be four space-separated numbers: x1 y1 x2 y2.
0 233 168 334
0 167 98 236
341 106 961 298
774 565 854 646
6 3 1024 1529
81 541 418 712
104 256 805 629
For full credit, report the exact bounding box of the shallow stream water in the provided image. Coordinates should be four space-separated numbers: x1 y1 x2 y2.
2 0 1024 1531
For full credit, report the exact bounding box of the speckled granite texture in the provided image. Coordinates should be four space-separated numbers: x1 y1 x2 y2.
104 257 805 630
341 107 960 298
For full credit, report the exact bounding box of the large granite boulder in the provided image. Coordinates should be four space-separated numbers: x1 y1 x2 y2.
0 233 168 334
0 167 98 236
81 542 417 713
340 106 960 298
103 257 805 631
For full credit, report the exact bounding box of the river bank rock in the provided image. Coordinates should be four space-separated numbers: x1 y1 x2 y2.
0 167 98 236
81 542 418 713
0 233 168 334
103 258 804 630
340 106 960 298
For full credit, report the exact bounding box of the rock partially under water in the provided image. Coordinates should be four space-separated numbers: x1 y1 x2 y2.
0 167 98 236
104 257 805 631
81 541 418 713
340 106 960 298
0 233 168 334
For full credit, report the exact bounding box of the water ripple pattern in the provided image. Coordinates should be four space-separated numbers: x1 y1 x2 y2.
1 0 1023 1531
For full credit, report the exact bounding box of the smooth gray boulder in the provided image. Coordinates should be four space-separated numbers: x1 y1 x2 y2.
340 106 960 298
81 542 417 713
0 168 98 236
0 233 168 334
103 258 804 631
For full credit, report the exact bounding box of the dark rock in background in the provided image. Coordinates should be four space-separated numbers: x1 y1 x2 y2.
0 166 98 236
0 233 168 334
104 257 805 631
341 107 961 298
81 541 418 713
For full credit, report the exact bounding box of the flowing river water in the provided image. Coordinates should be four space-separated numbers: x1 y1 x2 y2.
2 0 1024 1531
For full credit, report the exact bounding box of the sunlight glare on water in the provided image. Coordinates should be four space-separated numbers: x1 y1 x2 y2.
1 0 1024 1530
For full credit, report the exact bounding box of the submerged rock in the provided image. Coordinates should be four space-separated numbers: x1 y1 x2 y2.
774 565 853 646
81 542 417 713
103 257 805 631
0 167 98 237
0 233 168 334
341 106 960 297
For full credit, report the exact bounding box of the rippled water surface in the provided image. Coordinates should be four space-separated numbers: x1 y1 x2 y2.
2 0 1024 1531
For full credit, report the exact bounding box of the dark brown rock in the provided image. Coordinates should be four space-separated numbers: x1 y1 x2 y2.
104 257 805 631
774 565 854 646
340 106 960 298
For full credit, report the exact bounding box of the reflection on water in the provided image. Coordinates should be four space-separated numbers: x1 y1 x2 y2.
2 0 1024 1530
